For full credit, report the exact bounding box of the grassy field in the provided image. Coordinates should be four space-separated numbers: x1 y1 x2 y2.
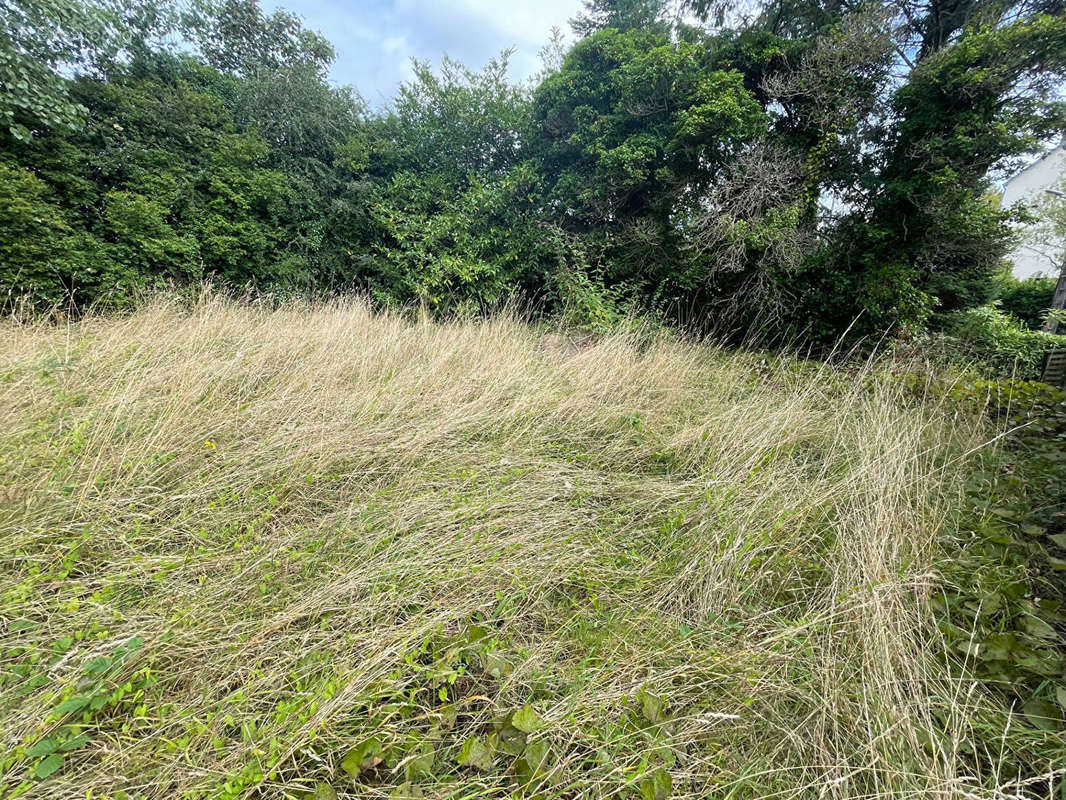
0 297 1053 799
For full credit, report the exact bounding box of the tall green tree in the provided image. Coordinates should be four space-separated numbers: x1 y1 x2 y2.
684 0 1066 338
570 0 672 36
361 55 563 309
184 0 334 77
529 27 766 300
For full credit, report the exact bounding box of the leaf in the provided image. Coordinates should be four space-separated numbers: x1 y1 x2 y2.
482 651 512 679
1020 523 1045 536
639 767 672 800
981 632 1017 661
1049 533 1066 549
1015 649 1064 678
1049 556 1066 572
1002 580 1027 600
25 739 57 758
341 738 383 778
438 703 457 729
641 692 666 726
977 592 1001 615
84 657 113 676
516 739 552 786
511 704 543 733
457 736 493 771
495 724 527 755
1056 685 1066 712
404 742 435 781
1022 615 1059 640
59 733 90 752
313 783 337 800
465 625 489 644
54 696 90 715
1022 697 1064 731
34 753 63 779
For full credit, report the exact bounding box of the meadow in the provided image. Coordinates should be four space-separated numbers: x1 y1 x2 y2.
0 296 1060 799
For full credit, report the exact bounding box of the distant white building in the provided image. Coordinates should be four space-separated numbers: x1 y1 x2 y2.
1002 141 1066 279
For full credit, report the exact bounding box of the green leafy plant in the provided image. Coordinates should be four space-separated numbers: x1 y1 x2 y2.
938 304 1066 379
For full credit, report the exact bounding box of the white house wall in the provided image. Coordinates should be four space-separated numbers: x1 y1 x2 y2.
1002 146 1066 279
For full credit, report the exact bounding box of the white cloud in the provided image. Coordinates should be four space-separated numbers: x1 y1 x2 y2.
267 0 583 102
387 0 579 88
447 0 580 41
380 34 410 55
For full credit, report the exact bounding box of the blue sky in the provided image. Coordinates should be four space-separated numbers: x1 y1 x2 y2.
263 0 585 105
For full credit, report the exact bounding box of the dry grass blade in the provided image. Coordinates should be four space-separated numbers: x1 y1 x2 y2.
0 295 1031 799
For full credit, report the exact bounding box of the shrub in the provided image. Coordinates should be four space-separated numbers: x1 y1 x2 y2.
939 304 1066 380
996 274 1057 329
947 377 1066 417
0 163 71 306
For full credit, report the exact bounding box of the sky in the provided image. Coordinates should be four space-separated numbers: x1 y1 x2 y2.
262 0 586 105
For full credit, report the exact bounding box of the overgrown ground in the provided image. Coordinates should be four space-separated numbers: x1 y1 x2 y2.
0 297 1060 799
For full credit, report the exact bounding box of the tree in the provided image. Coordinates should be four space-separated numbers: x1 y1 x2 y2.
4 0 1066 344
184 0 334 77
0 0 186 140
681 0 1066 339
0 163 73 303
361 55 559 309
371 54 529 184
1 0 110 139
865 12 1066 318
570 0 672 37
529 27 765 300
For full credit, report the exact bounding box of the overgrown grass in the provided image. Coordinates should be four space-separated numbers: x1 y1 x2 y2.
0 296 1057 799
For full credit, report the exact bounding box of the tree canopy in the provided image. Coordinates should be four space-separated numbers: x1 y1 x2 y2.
2 0 1065 344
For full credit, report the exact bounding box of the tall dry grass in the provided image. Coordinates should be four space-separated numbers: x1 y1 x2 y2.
0 295 1027 799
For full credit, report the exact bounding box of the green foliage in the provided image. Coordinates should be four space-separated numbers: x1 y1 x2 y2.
861 13 1066 320
367 167 562 311
193 132 303 286
530 27 765 297
15 635 151 783
357 56 580 311
341 738 384 778
374 55 528 185
937 379 1066 735
940 304 1066 380
1 0 102 139
570 0 671 37
948 378 1066 416
997 274 1058 329
102 189 198 280
0 0 189 140
0 163 72 305
185 0 335 77
0 51 350 304
4 0 1066 352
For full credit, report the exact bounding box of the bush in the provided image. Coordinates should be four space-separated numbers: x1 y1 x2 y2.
0 163 71 306
939 304 1066 380
996 274 1057 329
947 377 1066 417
